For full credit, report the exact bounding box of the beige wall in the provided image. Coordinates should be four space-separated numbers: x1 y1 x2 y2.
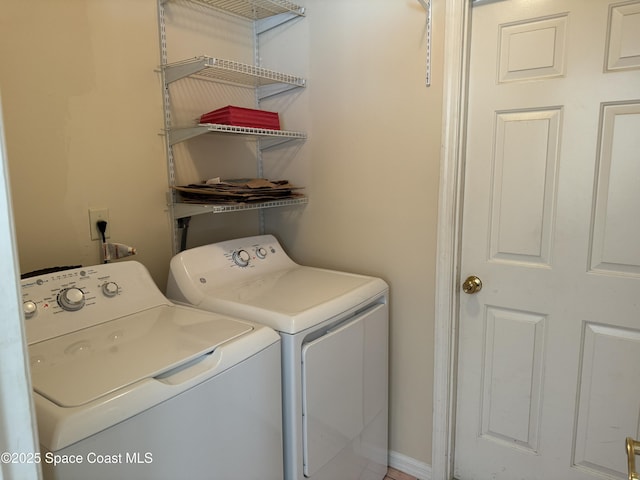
263 0 444 465
0 0 172 286
0 0 444 469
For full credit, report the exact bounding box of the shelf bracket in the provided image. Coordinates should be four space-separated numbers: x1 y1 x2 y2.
163 59 208 84
417 0 432 87
169 126 209 145
256 10 305 35
260 136 303 150
257 82 306 100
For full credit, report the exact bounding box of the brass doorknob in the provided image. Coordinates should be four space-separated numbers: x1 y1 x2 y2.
462 275 482 294
626 437 640 480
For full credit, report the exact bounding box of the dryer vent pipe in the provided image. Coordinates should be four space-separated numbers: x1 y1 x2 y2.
97 219 136 263
102 242 136 262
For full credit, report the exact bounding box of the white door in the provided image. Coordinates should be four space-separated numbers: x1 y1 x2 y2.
455 1 640 479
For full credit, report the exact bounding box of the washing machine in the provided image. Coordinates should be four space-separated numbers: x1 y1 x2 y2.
167 235 389 480
21 260 283 480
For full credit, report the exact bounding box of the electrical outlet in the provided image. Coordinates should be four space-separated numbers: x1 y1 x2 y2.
89 208 110 241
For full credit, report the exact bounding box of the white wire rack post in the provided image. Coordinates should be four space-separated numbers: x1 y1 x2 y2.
417 0 432 87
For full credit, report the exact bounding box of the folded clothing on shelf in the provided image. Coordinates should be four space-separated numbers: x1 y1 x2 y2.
199 105 281 130
173 178 304 204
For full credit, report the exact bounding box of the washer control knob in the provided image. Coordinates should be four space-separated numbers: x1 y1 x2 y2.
23 300 37 319
57 287 85 311
102 281 119 297
255 247 268 259
232 249 251 267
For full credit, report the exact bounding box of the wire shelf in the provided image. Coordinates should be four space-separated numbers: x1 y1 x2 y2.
163 56 306 88
160 0 307 252
168 0 305 20
173 196 308 218
169 123 307 148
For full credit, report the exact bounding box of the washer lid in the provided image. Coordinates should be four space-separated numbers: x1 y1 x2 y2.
201 266 388 333
29 305 252 407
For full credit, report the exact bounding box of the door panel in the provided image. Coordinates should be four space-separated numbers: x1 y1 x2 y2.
590 101 640 274
605 2 640 72
480 307 546 453
497 14 568 83
455 1 640 479
574 324 640 477
489 108 561 265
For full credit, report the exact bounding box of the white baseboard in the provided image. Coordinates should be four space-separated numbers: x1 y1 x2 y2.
388 450 432 480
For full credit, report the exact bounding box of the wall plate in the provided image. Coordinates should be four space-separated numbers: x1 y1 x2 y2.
89 208 110 241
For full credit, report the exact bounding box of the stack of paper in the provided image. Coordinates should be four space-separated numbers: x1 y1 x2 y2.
173 178 304 204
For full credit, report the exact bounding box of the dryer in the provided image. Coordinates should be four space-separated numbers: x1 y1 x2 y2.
167 235 389 480
22 261 283 480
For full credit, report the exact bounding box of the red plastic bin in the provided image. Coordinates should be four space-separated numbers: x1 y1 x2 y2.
200 105 280 130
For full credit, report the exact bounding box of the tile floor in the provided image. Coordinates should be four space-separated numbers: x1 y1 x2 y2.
384 467 419 480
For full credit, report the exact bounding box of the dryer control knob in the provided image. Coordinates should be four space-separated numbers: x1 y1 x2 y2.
232 249 251 267
58 287 86 311
102 281 119 297
23 300 37 319
255 247 268 259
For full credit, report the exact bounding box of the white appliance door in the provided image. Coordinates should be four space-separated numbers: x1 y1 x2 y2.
29 305 252 407
301 303 387 477
203 266 387 333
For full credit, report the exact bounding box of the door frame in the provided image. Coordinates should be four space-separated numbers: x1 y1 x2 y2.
0 94 41 479
432 0 471 478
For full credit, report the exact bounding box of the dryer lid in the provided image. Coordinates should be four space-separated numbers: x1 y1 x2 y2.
29 305 252 407
201 266 388 334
